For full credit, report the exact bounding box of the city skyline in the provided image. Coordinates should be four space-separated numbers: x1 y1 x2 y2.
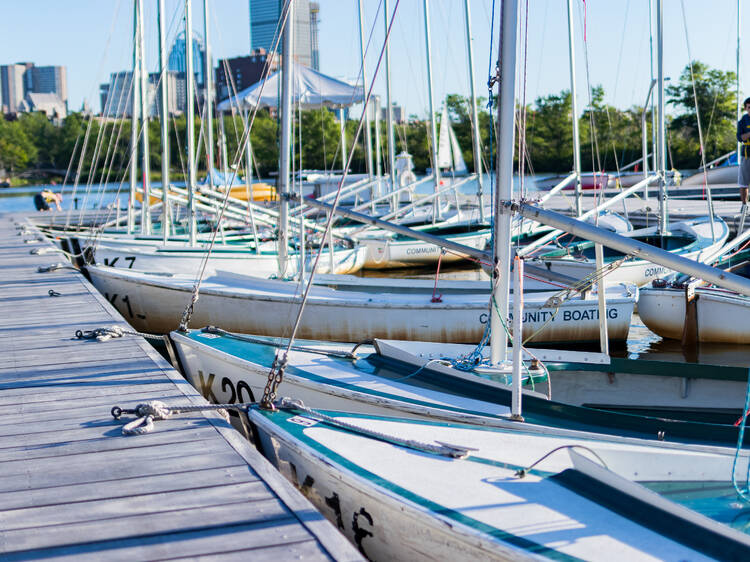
1 1 747 122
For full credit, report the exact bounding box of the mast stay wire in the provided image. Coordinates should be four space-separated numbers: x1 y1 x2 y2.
679 0 716 237
176 0 295 334
259 0 403 408
62 0 126 229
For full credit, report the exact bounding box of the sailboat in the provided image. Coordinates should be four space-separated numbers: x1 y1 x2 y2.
249 404 750 560
638 231 750 343
437 105 468 176
162 0 750 556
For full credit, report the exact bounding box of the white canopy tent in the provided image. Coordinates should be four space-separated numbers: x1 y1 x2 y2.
217 63 363 111
217 63 364 175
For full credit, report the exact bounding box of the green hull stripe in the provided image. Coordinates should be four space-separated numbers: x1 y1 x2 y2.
257 408 583 561
187 331 745 446
551 469 750 559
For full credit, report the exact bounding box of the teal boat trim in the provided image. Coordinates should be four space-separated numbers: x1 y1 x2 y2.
184 330 746 446
253 407 583 561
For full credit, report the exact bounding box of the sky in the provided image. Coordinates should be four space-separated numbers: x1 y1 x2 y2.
0 1 745 119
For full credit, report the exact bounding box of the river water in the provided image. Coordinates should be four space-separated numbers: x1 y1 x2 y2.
3 181 748 369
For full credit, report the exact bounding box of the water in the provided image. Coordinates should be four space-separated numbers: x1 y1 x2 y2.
4 184 749 370
0 182 123 213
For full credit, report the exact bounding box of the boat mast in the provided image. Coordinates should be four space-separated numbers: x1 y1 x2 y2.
463 0 484 222
203 0 216 188
738 0 742 165
383 0 397 210
277 0 293 278
128 0 141 235
649 0 657 176
374 94 383 200
656 0 668 234
566 0 582 217
185 0 197 245
423 0 440 212
158 0 170 243
138 0 151 235
490 0 519 366
357 0 374 182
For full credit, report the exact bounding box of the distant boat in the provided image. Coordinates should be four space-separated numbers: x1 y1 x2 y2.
437 105 467 175
681 151 739 186
531 216 729 287
535 172 614 191
638 247 750 344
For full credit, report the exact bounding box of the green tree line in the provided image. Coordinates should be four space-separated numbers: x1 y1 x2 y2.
0 61 739 183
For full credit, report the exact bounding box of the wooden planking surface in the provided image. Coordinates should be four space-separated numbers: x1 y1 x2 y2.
0 213 361 561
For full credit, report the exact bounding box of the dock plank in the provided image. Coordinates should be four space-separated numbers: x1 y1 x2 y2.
0 213 360 561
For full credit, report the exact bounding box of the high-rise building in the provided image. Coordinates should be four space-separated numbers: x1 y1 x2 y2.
99 70 182 117
0 64 30 113
168 31 206 88
215 48 280 102
249 0 320 70
30 66 67 108
1 62 67 115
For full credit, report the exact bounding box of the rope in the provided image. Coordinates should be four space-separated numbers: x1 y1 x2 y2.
732 369 750 502
278 397 471 459
111 400 240 436
259 0 403 409
37 263 77 273
177 0 294 331
75 325 164 342
514 444 608 479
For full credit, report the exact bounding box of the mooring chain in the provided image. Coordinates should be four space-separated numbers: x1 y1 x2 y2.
260 354 287 410
177 285 200 332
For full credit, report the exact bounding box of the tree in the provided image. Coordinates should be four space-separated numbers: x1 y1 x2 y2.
526 90 573 173
666 61 737 168
0 118 37 172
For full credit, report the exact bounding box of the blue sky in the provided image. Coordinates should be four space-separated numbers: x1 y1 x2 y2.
1 1 745 118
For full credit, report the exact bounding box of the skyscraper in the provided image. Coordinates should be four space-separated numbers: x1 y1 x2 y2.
168 31 206 87
0 62 66 115
249 0 320 70
31 66 68 108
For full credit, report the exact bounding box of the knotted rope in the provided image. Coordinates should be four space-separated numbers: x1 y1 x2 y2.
111 400 245 436
75 325 164 342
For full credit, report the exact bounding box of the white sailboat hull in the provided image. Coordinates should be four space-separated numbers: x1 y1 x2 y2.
87 241 367 276
87 265 635 343
639 286 750 343
250 407 750 561
534 218 728 287
361 229 490 269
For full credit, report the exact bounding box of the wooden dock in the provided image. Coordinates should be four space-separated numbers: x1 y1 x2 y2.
0 212 360 560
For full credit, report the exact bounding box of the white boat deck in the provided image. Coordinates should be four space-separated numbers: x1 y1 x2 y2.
0 212 360 561
540 188 746 230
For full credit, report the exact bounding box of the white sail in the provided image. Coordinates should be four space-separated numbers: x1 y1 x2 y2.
448 119 468 173
437 105 453 169
437 105 467 173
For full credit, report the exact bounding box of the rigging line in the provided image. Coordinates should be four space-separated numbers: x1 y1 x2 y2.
679 0 711 201
518 0 530 201
181 0 294 306
275 0 403 369
87 89 135 241
79 0 141 228
577 0 603 198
